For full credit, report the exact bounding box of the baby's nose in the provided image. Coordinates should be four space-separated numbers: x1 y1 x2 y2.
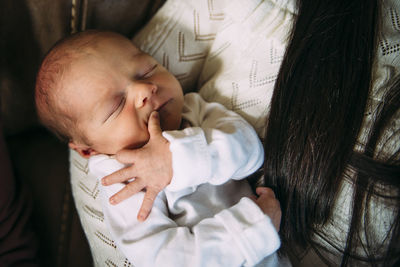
134 82 157 108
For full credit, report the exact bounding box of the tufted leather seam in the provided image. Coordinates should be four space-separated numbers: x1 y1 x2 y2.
70 0 88 34
56 183 73 267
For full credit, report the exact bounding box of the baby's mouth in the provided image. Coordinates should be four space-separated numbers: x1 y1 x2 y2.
155 99 170 112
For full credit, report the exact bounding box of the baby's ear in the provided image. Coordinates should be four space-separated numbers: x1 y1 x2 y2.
68 141 99 158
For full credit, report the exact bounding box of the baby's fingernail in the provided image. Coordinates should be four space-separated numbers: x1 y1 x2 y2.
257 187 269 195
152 111 159 118
138 214 145 222
109 197 117 205
101 178 107 185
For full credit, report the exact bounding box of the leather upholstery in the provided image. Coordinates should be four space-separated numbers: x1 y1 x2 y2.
0 0 165 266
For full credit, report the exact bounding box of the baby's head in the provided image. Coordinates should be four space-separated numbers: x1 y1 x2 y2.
35 30 184 157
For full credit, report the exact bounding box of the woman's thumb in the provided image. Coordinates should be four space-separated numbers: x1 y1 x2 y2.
148 111 162 137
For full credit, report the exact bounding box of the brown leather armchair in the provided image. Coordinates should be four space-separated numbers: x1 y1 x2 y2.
1 1 165 266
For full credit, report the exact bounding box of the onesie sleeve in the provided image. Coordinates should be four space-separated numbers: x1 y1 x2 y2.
88 155 280 267
163 93 264 191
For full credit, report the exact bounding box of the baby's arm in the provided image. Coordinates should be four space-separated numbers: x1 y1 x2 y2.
90 156 280 267
102 93 264 219
164 92 264 191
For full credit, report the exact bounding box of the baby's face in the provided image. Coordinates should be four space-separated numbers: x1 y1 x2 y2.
65 34 184 155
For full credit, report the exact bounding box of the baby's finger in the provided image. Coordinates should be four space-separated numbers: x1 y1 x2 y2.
116 148 139 164
109 178 145 205
102 165 136 185
137 188 159 221
248 195 257 202
256 187 275 198
148 111 162 137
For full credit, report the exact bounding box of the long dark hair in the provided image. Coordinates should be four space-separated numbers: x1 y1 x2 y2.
263 0 400 265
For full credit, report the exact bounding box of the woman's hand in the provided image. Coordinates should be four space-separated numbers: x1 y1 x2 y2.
251 187 281 231
101 112 172 221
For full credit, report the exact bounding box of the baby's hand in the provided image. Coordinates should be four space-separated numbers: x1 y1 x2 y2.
251 187 281 232
101 111 172 221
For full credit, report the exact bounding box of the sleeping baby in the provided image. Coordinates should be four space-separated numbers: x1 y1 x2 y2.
35 30 287 267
